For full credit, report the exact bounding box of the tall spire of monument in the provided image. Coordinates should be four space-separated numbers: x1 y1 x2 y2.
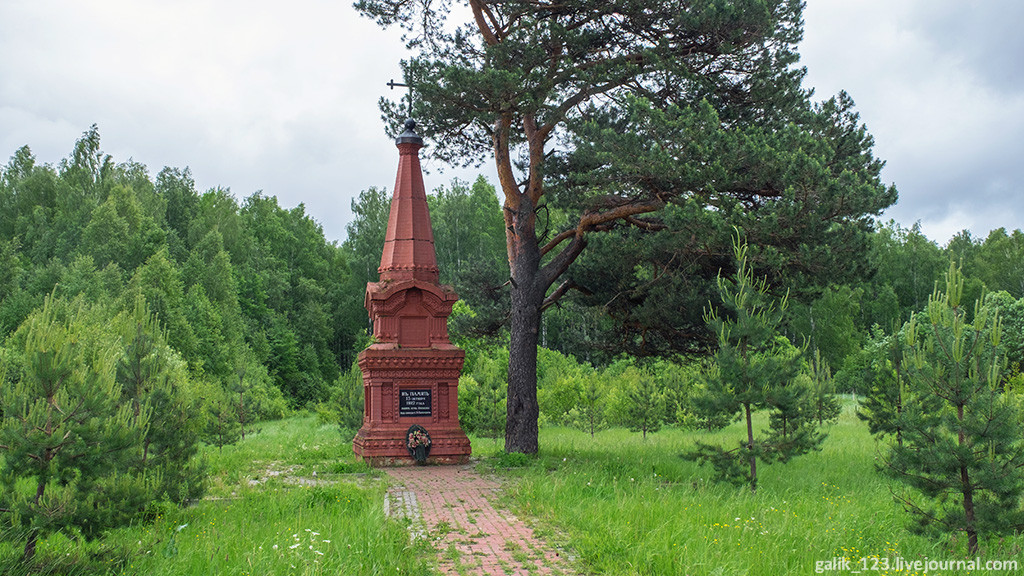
377 119 440 284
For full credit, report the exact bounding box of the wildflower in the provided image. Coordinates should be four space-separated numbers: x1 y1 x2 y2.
273 545 279 550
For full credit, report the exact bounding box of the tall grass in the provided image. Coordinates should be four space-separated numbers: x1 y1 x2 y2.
481 400 1024 575
6 405 1021 575
1 416 433 576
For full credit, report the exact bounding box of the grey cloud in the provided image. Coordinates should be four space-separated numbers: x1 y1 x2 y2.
909 0 1024 94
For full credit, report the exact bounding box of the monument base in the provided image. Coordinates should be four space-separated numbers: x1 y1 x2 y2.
353 424 471 466
353 347 471 467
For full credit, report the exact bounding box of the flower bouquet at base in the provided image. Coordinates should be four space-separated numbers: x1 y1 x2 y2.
406 425 431 464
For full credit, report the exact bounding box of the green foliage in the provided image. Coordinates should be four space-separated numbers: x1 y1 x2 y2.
428 177 509 336
156 166 199 260
805 349 842 426
868 221 948 326
536 347 588 425
115 300 207 505
463 342 707 440
0 297 151 559
0 127 354 413
128 248 196 366
57 255 122 303
228 350 285 439
989 291 1024 373
429 177 505 285
319 361 365 440
490 450 532 469
457 343 507 439
344 179 509 342
237 193 349 393
972 228 1024 298
620 371 666 439
198 380 241 451
685 237 825 492
880 262 1024 554
236 364 289 423
562 91 896 359
852 327 912 443
649 358 704 427
342 186 389 290
485 405 1024 576
0 416 429 575
80 183 163 271
357 0 895 455
787 286 864 371
566 377 606 437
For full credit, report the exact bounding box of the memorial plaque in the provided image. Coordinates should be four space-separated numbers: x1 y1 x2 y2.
399 389 432 417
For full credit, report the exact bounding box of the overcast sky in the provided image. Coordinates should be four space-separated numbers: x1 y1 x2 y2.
2 0 1021 246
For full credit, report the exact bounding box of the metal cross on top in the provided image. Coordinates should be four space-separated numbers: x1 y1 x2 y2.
387 78 414 116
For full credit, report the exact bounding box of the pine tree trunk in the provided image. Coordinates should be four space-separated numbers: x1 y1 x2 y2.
23 530 37 561
505 270 542 454
958 404 979 555
896 390 903 448
895 358 904 448
24 477 46 560
239 389 246 440
745 403 757 493
962 466 979 555
504 198 542 455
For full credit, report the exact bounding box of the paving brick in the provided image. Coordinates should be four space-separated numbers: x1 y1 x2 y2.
385 465 570 575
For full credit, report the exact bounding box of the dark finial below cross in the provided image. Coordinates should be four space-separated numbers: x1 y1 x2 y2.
396 118 422 146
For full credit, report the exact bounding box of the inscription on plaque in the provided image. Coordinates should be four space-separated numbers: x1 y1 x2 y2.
399 389 432 417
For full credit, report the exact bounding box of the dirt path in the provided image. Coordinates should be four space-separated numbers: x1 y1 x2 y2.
384 464 571 575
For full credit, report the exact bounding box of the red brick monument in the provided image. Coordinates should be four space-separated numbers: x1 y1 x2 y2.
352 120 471 465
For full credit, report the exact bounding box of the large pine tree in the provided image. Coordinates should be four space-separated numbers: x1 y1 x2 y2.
356 0 896 452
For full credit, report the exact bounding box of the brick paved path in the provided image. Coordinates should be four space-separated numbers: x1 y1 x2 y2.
385 465 570 575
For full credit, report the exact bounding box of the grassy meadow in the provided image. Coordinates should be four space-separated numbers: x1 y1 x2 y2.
1 417 435 576
489 399 1024 575
4 399 1022 575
